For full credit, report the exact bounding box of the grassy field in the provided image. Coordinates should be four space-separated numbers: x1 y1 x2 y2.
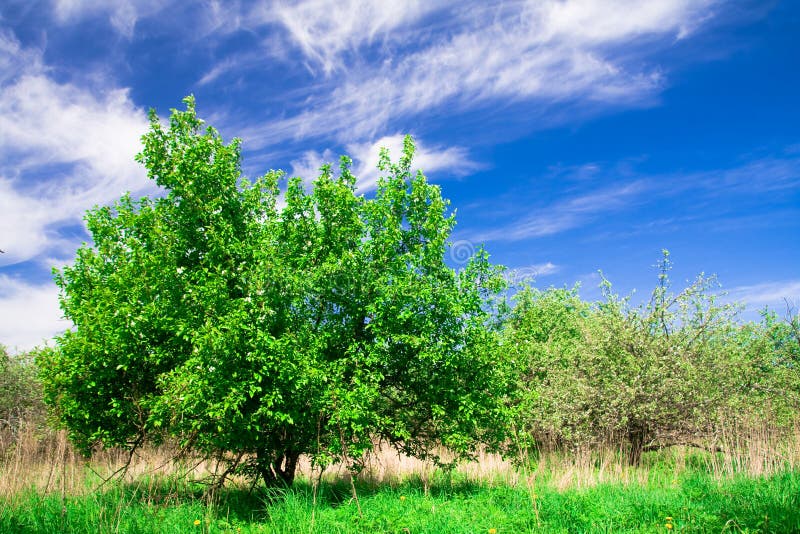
2 470 799 533
1 427 799 533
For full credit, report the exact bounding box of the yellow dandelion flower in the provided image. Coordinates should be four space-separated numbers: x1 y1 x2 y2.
193 519 201 526
665 524 673 530
488 529 498 534
665 517 673 521
400 495 406 501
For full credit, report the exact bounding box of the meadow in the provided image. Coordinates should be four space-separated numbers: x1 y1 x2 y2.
1 424 798 533
3 105 799 532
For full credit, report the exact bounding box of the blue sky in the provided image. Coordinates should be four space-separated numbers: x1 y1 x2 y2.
1 0 798 351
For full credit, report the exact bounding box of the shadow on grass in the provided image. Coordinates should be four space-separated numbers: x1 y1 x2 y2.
82 470 488 524
304 472 487 504
104 476 269 523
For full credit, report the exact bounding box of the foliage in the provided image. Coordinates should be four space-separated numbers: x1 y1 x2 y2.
0 345 45 442
757 305 800 414
502 285 591 449
38 97 508 487
504 251 800 464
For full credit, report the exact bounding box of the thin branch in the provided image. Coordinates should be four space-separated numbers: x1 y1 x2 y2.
91 434 145 492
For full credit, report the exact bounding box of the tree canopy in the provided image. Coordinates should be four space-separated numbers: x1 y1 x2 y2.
38 97 507 486
503 252 800 464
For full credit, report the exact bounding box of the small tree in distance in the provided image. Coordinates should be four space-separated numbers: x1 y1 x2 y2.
503 250 800 465
38 97 508 487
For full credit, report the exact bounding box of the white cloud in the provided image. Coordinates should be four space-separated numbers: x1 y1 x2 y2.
507 262 560 284
0 179 56 264
0 29 41 84
266 0 714 76
525 262 559 277
0 275 67 353
0 76 147 189
537 0 715 44
0 31 149 349
51 0 170 37
235 0 718 148
475 181 648 242
725 280 800 309
288 148 336 186
287 135 481 194
0 32 151 350
263 0 442 74
34 1 726 152
0 36 151 267
347 135 480 192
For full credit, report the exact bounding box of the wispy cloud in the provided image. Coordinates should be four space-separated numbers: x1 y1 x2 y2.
265 0 445 75
724 280 800 311
0 275 67 353
267 0 716 75
230 0 719 148
507 262 560 284
288 135 481 193
197 57 243 87
51 0 171 37
695 155 800 193
49 0 243 43
475 181 649 242
0 35 150 266
0 28 41 83
37 1 733 152
470 149 800 243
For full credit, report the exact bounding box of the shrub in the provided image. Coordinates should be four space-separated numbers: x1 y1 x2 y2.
504 251 800 464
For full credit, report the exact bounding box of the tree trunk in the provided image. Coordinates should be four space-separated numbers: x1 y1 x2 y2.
256 448 300 487
627 425 647 466
273 450 300 486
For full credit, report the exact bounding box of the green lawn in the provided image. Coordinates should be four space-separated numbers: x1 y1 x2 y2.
2 468 797 533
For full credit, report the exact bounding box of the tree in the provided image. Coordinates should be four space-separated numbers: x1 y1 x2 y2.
503 252 776 464
38 97 507 486
1 345 45 443
582 256 740 464
502 285 591 452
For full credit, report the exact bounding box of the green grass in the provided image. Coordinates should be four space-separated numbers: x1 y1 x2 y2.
1 469 798 533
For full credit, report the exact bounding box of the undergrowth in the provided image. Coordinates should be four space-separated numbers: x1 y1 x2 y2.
1 462 798 533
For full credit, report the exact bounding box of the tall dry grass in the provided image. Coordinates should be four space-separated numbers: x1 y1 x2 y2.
0 426 217 500
2 420 798 501
335 421 800 491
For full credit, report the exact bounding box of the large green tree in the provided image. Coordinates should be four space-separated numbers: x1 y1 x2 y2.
38 97 507 486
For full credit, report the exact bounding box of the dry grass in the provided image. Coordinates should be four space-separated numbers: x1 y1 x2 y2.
310 423 800 492
2 421 799 501
0 426 217 499
1 426 80 498
710 419 800 477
